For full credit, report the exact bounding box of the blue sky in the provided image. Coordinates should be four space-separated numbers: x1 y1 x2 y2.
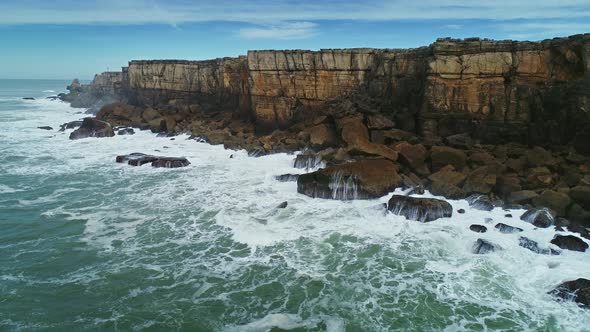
1 0 589 79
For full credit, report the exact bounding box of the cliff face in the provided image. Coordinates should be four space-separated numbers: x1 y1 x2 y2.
105 34 590 150
126 57 251 117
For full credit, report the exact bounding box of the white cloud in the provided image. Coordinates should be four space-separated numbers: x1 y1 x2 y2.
0 0 589 25
239 22 317 39
499 22 590 40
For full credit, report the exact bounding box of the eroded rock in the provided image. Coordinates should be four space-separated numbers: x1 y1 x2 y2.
550 235 589 252
387 195 453 222
69 118 114 140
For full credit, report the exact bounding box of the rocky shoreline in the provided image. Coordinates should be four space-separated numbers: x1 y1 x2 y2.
55 34 590 308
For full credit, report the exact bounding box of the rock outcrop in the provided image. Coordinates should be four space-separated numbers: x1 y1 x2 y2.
116 153 191 168
550 279 590 308
79 34 590 153
296 159 401 200
387 195 453 222
69 118 115 140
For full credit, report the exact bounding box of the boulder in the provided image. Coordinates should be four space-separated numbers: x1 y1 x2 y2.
519 237 559 255
473 239 501 254
428 169 466 187
520 207 556 228
429 181 466 199
495 176 522 197
469 151 497 166
149 118 166 133
444 133 473 149
275 174 300 182
507 190 539 204
339 117 398 161
550 278 590 308
305 124 338 149
38 126 53 130
463 166 497 194
69 118 114 140
370 129 417 145
550 235 589 252
387 195 453 222
467 195 495 211
151 157 191 168
22 97 35 100
430 146 467 171
394 142 429 176
525 146 557 168
494 223 523 234
470 225 488 233
276 201 288 209
142 107 161 122
569 186 590 211
531 190 572 217
297 159 402 200
366 114 395 129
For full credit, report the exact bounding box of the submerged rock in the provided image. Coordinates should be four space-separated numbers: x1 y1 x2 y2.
293 153 322 170
387 195 453 222
494 223 524 234
473 239 501 254
276 201 288 209
467 195 495 211
550 235 589 252
22 97 35 100
519 237 559 255
37 126 53 130
550 278 590 308
151 157 191 168
69 118 114 140
470 224 488 233
520 207 556 228
117 128 135 135
275 174 300 182
116 153 190 168
59 120 83 131
297 159 401 200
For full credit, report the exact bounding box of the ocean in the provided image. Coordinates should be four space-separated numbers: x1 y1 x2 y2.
0 79 589 331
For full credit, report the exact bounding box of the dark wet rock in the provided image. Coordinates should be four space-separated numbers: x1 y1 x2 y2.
275 174 300 182
430 146 467 171
549 278 590 308
22 97 35 100
151 157 191 168
69 118 114 140
550 235 589 252
504 214 513 218
276 201 288 209
519 237 559 255
387 195 453 222
116 153 190 168
37 126 53 130
297 159 402 200
569 186 590 211
507 190 539 204
59 120 83 131
458 209 465 214
495 223 524 234
525 146 557 168
407 185 425 195
470 225 488 233
444 133 473 149
473 239 501 254
294 153 322 170
463 166 497 194
520 207 556 228
117 128 135 135
467 195 495 211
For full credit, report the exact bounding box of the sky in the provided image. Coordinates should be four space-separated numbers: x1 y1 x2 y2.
0 0 589 79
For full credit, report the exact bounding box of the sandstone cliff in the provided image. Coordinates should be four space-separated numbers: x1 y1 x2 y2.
90 34 590 152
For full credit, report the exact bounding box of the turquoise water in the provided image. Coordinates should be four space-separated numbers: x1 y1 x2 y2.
1 79 589 331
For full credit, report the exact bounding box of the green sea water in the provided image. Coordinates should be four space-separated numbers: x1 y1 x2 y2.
0 80 589 331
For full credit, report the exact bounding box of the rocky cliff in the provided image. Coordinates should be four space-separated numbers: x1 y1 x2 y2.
87 34 590 152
